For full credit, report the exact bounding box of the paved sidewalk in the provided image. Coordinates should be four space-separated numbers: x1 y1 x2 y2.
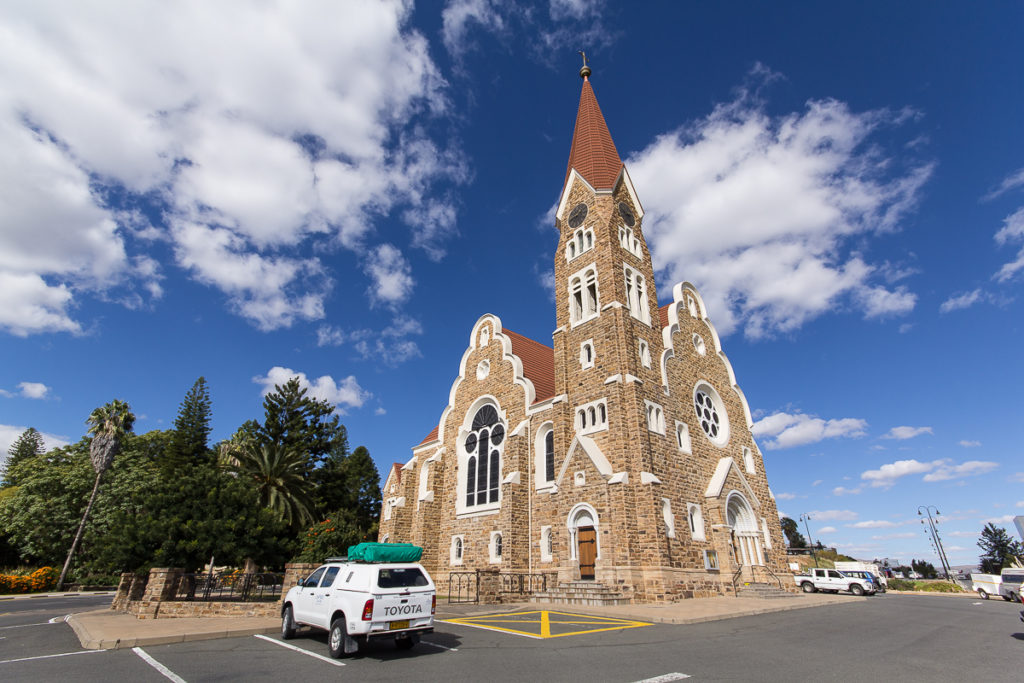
66 593 859 650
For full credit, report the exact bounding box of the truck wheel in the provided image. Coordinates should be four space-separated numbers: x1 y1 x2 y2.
801 582 816 593
281 605 297 640
328 618 351 659
850 584 865 596
978 589 988 599
1002 595 1012 602
1010 592 1021 603
395 634 417 650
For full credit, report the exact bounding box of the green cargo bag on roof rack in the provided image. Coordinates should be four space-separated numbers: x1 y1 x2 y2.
346 542 423 563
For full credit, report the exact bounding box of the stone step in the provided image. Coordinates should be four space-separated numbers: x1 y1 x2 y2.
531 581 630 606
736 583 799 599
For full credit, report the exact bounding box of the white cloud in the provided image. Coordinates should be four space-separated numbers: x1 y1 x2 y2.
871 532 916 540
983 167 1024 201
811 479 823 487
881 425 933 440
945 530 980 538
364 244 414 308
0 424 69 463
958 440 981 448
441 0 506 56
862 457 999 488
847 520 898 529
1016 501 1024 508
994 207 1024 283
0 1 461 334
253 366 369 412
940 289 986 314
775 492 797 500
316 326 347 348
752 410 867 450
1012 472 1024 483
628 69 932 338
809 509 859 522
983 515 1016 525
832 486 863 496
817 526 837 534
17 382 50 399
923 460 998 482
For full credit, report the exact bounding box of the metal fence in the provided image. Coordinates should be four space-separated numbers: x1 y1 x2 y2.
447 571 479 604
171 571 284 602
499 572 555 595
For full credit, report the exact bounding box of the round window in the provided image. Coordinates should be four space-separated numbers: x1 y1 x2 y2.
693 383 729 447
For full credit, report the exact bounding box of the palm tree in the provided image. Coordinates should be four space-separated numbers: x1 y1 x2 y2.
228 440 315 529
57 400 135 590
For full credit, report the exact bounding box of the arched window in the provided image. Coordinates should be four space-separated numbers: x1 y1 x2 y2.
545 429 555 482
464 404 505 507
454 537 463 560
569 265 599 325
494 533 502 558
580 340 595 369
624 265 650 324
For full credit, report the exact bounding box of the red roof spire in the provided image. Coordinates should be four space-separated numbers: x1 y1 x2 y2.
564 58 623 192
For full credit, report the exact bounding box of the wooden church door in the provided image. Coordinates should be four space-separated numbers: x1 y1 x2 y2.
578 527 596 580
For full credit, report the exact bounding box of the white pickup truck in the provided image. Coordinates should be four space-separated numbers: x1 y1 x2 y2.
795 567 876 596
281 558 436 658
971 569 1024 602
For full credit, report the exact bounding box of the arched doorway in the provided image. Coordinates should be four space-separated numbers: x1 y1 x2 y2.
567 504 600 581
726 492 763 567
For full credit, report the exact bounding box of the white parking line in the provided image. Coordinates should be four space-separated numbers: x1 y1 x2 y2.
133 648 186 683
631 674 691 683
0 649 107 665
253 634 345 666
0 621 55 630
421 640 458 652
48 615 70 623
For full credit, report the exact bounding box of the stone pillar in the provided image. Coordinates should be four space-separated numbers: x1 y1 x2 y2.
136 568 183 619
282 563 317 603
477 568 501 604
111 572 134 611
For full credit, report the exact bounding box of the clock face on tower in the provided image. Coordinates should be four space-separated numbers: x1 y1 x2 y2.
618 202 635 227
568 203 588 229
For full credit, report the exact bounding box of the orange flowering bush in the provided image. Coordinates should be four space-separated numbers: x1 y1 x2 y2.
0 566 60 594
294 510 361 563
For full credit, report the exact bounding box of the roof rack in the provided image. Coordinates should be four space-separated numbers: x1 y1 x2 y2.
324 557 348 563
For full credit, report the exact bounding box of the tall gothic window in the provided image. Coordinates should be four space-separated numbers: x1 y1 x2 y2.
624 265 650 324
545 429 555 482
569 265 599 325
465 405 504 507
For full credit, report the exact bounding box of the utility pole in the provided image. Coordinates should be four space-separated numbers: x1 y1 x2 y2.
800 513 817 568
918 505 951 578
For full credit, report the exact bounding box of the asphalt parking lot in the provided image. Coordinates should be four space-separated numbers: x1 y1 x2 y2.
3 593 1022 682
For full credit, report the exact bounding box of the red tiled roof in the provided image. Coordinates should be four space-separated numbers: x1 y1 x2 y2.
659 303 670 329
386 462 402 485
564 78 623 192
417 424 439 446
504 329 556 402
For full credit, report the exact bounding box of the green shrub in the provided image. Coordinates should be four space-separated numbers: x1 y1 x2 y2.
888 578 964 592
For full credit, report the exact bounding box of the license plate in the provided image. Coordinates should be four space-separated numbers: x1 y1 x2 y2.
390 620 410 630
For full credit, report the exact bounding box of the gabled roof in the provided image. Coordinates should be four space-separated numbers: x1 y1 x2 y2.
564 77 623 192
385 462 402 486
659 303 670 329
415 327 555 447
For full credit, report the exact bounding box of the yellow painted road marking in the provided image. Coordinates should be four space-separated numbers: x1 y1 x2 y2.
439 610 652 639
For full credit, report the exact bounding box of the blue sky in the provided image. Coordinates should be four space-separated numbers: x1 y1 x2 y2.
2 1 1023 568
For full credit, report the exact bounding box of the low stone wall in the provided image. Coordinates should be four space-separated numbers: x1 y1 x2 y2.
112 564 316 619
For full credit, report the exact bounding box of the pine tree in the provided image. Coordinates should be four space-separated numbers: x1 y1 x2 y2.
780 516 807 548
3 427 45 486
978 523 1024 573
167 377 213 467
343 446 381 526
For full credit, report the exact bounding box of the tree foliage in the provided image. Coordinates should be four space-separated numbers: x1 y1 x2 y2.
227 441 316 529
978 523 1024 573
2 427 45 487
780 517 807 548
167 377 212 467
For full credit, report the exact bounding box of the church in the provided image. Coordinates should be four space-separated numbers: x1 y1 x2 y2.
377 62 792 602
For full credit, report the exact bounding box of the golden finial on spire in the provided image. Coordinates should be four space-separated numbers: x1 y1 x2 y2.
578 50 591 79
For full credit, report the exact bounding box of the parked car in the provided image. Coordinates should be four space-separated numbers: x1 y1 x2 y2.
834 561 889 590
972 569 1024 602
841 569 885 593
281 543 436 658
794 568 876 596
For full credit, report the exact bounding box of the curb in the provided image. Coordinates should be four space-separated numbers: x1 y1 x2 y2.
536 596 860 625
887 590 975 598
0 591 116 601
66 613 279 650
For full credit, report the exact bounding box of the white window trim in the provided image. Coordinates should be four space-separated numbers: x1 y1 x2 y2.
618 224 643 259
638 339 651 368
743 446 755 474
568 263 600 327
489 531 503 564
565 226 595 263
455 399 506 517
567 503 601 561
623 264 651 325
662 498 676 538
540 525 553 563
533 421 556 491
450 535 465 566
693 381 730 448
644 400 665 435
703 549 720 571
675 421 692 454
687 503 706 541
580 339 595 369
575 398 609 435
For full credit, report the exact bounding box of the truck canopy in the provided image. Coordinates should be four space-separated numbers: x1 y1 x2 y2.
346 542 423 563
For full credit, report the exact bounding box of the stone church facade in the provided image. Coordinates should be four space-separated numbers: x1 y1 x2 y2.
377 66 792 602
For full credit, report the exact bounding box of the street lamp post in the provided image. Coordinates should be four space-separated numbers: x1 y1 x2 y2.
799 513 817 568
918 505 951 579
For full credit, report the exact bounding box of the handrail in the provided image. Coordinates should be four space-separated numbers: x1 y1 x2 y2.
731 564 744 597
759 564 784 590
